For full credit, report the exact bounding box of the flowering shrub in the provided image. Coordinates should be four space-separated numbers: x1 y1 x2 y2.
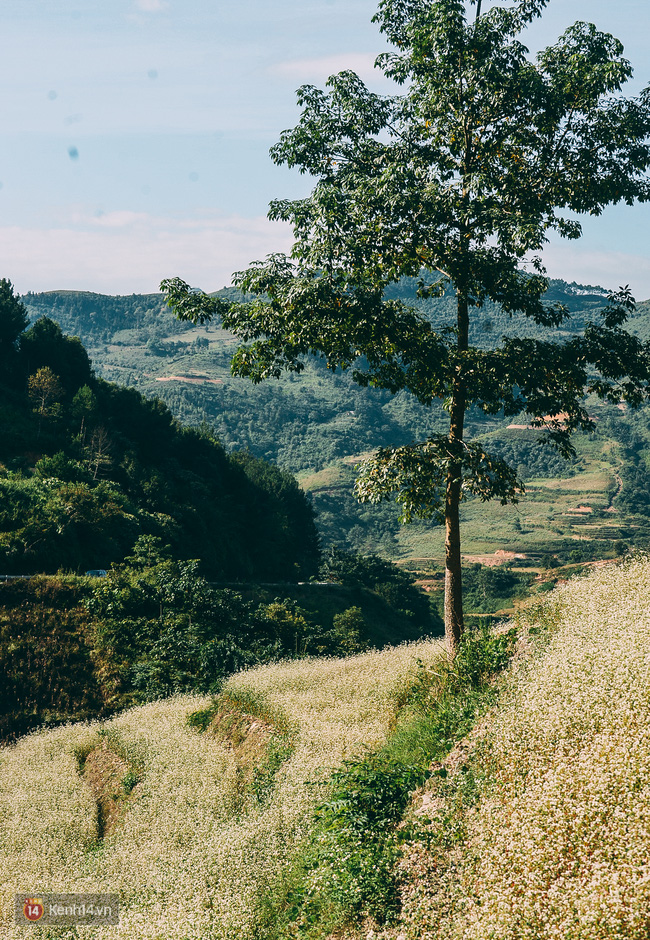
0 641 442 939
394 557 650 940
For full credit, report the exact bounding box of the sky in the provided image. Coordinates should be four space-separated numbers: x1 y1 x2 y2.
1 0 649 298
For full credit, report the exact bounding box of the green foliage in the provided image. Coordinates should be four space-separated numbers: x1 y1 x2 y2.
21 289 180 346
186 705 220 733
231 450 321 579
0 305 320 580
162 0 650 646
121 769 140 794
34 451 90 483
265 624 517 938
215 686 296 737
0 278 29 361
355 434 522 523
452 624 518 690
319 547 433 629
0 476 140 574
331 607 368 654
256 599 319 656
251 737 295 806
20 316 92 395
86 557 267 704
123 534 172 569
84 552 391 713
0 549 435 739
537 579 556 593
19 281 650 567
160 277 229 324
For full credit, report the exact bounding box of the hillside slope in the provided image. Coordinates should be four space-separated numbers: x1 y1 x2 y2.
2 559 650 938
0 641 443 939
386 556 650 940
21 283 650 563
0 295 319 579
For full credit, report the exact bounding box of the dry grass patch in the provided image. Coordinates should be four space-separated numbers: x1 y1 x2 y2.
80 740 141 838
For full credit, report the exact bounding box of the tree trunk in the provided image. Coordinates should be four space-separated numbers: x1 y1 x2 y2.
444 465 464 655
444 290 469 656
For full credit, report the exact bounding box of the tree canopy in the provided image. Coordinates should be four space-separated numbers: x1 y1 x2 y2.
0 300 321 582
163 0 650 653
0 279 29 367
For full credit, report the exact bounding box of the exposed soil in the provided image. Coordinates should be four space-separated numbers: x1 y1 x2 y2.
206 709 276 785
80 741 140 839
155 375 224 385
462 550 528 566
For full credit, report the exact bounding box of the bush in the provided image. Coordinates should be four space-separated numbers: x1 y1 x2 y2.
331 606 368 653
267 624 517 937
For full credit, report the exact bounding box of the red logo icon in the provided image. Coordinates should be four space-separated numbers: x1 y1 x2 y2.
23 898 44 921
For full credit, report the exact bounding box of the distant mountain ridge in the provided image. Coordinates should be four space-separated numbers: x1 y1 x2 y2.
18 278 622 345
22 279 650 354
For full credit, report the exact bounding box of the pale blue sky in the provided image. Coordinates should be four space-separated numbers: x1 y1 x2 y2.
1 0 649 298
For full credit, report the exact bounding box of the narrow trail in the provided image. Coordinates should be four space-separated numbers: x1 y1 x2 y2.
605 470 624 512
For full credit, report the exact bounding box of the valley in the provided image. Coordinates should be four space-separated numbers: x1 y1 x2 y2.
22 282 650 576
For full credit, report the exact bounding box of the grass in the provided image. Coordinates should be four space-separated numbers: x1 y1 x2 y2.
256 626 517 939
4 557 650 938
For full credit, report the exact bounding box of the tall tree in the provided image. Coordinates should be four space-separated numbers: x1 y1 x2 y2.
27 367 65 438
163 0 650 654
0 278 28 364
20 317 92 394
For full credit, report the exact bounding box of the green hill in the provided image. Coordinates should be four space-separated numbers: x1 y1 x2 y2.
1 290 319 580
21 281 650 567
0 284 440 739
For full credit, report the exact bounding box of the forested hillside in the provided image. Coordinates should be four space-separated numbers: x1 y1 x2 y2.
22 279 620 472
1 282 319 579
1 281 443 739
21 280 650 563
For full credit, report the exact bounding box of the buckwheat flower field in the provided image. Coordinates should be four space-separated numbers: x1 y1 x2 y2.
0 640 443 939
397 557 650 940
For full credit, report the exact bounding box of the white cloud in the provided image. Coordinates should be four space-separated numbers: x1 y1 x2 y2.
0 212 293 295
271 53 381 84
542 243 650 303
133 0 169 12
5 210 648 304
91 211 153 229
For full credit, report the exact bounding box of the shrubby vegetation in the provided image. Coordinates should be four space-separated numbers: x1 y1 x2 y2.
320 546 432 624
259 626 516 938
0 537 437 740
426 562 534 624
0 576 102 742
